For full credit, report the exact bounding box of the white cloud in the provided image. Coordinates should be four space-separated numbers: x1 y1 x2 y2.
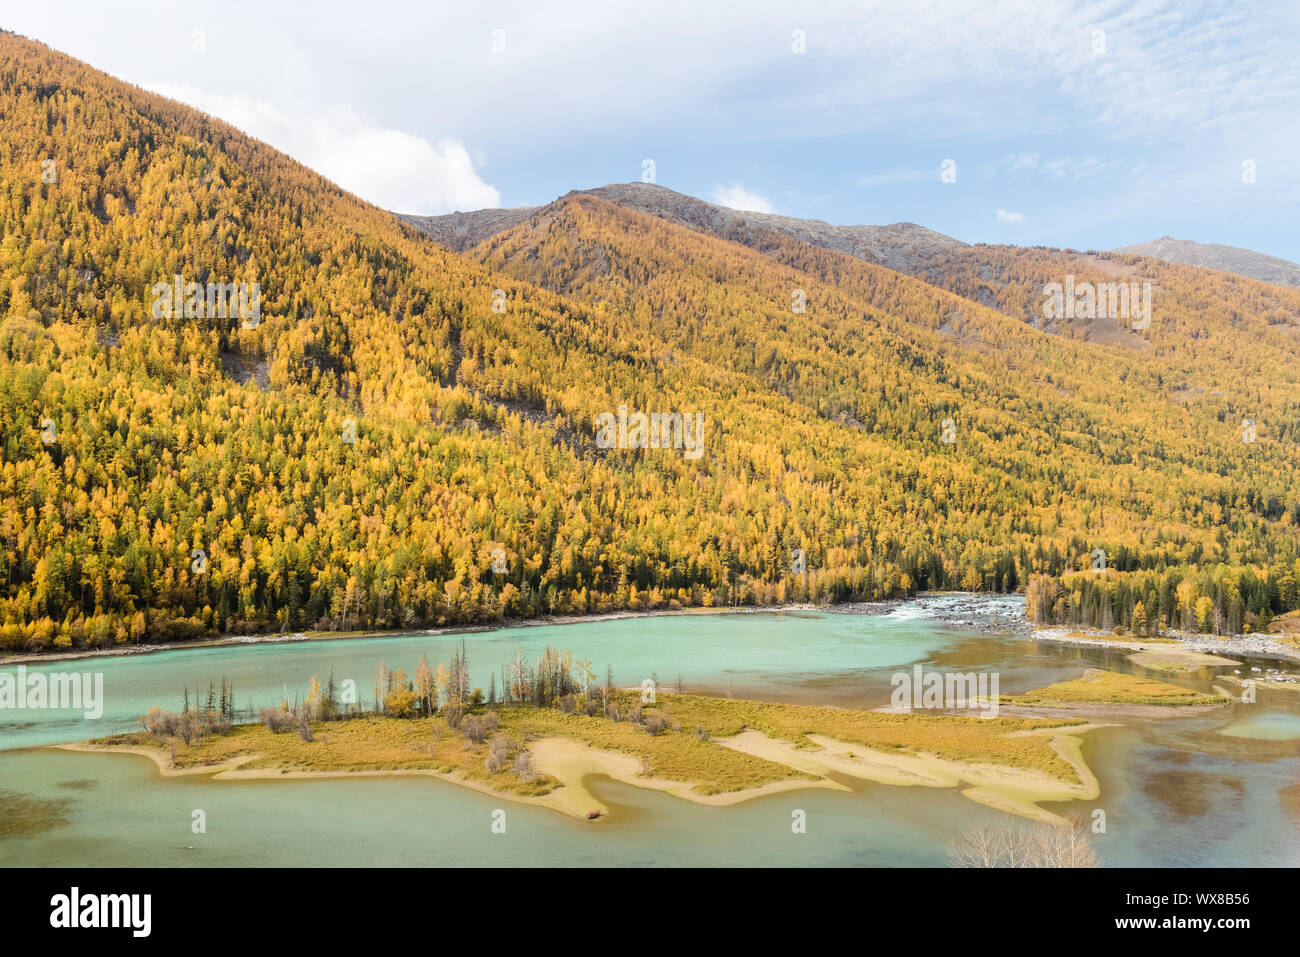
16 2 1300 164
996 209 1025 223
147 83 499 214
10 0 1299 253
974 152 1128 183
711 183 776 214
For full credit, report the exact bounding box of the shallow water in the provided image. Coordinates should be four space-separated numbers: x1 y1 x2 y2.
1216 711 1300 741
1 601 1038 750
2 599 1297 867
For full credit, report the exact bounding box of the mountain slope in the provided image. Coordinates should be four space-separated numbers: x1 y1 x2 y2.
473 191 1300 531
0 32 1027 649
398 204 541 252
1112 236 1300 287
465 190 1300 632
1 31 1297 651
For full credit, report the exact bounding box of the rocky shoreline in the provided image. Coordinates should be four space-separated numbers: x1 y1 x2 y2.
824 592 1034 636
1029 625 1300 667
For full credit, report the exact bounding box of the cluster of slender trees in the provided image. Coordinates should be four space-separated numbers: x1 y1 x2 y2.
364 641 613 719
1026 560 1300 636
141 642 643 767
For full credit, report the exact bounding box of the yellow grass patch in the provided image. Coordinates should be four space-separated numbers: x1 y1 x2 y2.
1006 669 1228 707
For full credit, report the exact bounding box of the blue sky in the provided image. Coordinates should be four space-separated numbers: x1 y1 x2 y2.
10 0 1300 260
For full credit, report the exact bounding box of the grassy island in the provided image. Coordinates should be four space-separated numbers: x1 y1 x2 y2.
63 648 1224 825
1005 669 1231 708
67 692 1108 824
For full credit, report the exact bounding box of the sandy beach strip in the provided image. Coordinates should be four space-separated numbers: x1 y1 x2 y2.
56 737 844 822
53 740 600 819
712 726 1101 825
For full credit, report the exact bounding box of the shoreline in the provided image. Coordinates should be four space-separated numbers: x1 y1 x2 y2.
12 593 1295 677
49 736 866 822
11 594 1030 666
52 741 594 820
712 725 1103 825
0 591 1039 667
1028 626 1300 667
1 603 834 666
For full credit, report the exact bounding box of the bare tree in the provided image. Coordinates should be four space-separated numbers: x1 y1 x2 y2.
486 733 515 773
512 749 536 782
455 638 470 704
510 646 527 702
948 818 1099 868
373 659 388 713
415 653 435 714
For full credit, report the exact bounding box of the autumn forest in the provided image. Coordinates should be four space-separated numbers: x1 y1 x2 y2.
2 32 1298 654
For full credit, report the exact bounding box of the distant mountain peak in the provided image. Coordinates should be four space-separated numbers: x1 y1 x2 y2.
399 183 965 273
1113 236 1300 287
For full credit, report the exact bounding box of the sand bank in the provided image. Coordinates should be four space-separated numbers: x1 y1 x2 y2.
57 736 840 822
1125 648 1239 672
712 726 1101 825
527 737 841 817
55 740 595 819
61 727 1086 826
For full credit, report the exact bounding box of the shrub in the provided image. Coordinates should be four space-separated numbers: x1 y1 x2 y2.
142 705 230 743
643 713 669 736
512 750 536 782
259 707 300 733
460 712 498 744
486 733 516 773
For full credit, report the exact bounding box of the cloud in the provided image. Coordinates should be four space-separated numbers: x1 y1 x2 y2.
11 0 1299 257
974 152 1128 183
996 209 1026 223
857 168 933 188
146 83 499 214
711 183 776 214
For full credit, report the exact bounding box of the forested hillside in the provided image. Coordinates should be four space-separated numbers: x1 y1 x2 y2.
467 193 1300 636
1 32 1297 652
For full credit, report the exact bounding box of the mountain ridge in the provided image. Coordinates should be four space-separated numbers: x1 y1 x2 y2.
1113 236 1300 287
400 182 966 274
405 186 1300 293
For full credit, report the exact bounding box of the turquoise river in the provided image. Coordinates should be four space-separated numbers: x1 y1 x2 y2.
2 597 1297 867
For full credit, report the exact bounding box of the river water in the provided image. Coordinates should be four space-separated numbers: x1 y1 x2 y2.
2 597 1297 866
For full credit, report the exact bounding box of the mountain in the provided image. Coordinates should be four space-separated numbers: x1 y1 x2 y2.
1113 236 1300 287
401 182 966 274
1 31 1297 652
398 204 541 252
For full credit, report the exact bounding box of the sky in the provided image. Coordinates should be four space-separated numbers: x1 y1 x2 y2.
8 0 1300 260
